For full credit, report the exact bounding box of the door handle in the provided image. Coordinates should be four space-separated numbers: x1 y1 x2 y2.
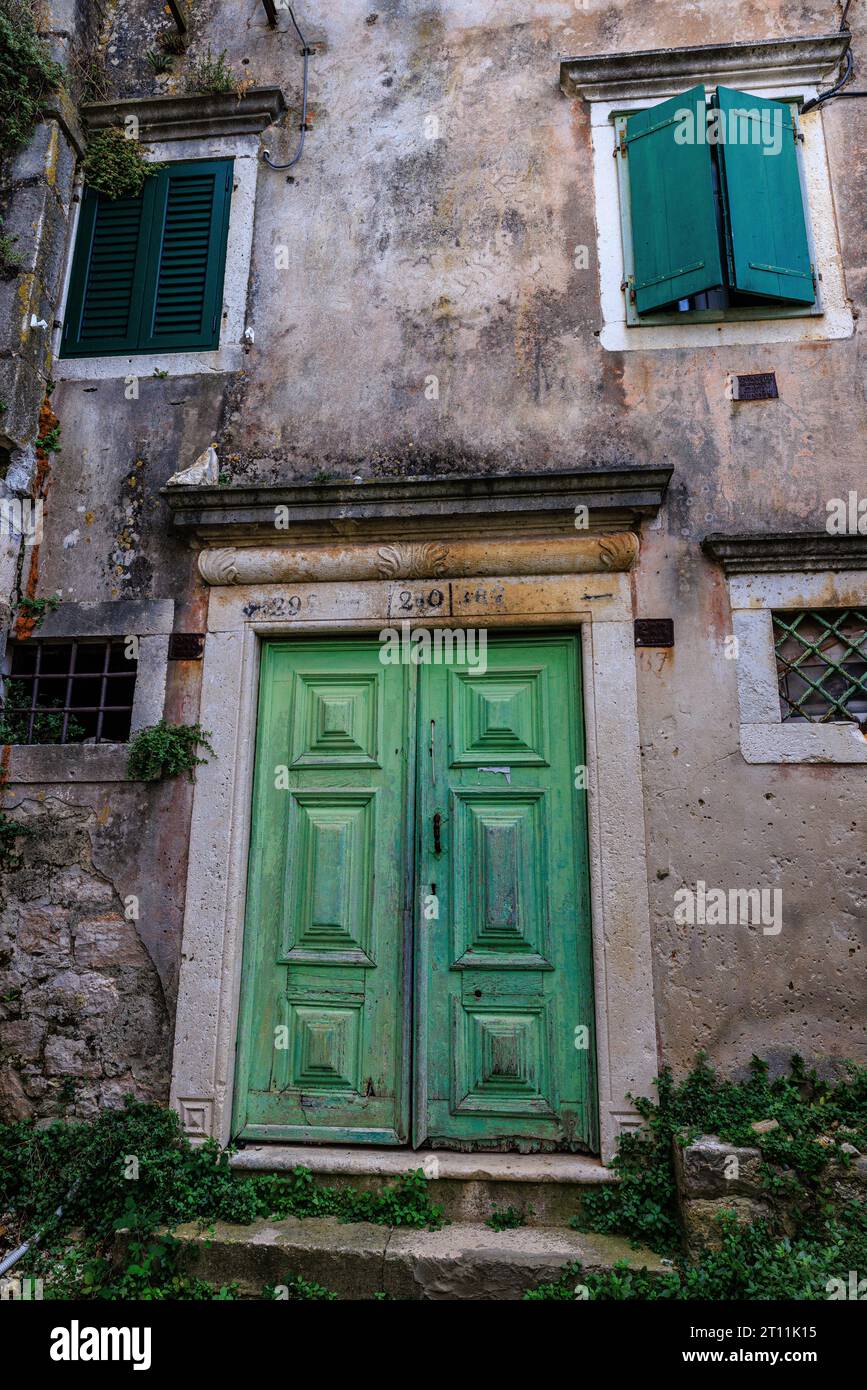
433 812 442 855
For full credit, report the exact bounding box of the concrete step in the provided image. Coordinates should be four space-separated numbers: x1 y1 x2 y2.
172 1215 668 1300
231 1144 616 1228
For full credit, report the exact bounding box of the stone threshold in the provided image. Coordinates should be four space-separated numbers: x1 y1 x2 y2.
230 1144 616 1184
166 1216 663 1299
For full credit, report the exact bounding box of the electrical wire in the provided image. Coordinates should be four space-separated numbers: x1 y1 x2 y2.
801 46 855 112
801 0 857 112
263 5 312 170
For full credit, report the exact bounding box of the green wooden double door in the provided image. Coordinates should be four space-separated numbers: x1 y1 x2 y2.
233 634 597 1152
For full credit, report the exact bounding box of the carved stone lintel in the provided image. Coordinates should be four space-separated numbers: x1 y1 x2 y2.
196 533 639 586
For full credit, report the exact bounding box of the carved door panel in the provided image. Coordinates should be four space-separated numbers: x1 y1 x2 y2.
234 634 596 1151
232 640 412 1143
414 635 597 1151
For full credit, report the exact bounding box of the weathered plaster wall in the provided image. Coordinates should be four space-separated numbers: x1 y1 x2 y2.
1 0 865 1120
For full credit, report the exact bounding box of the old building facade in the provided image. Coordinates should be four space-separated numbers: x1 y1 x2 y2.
0 0 864 1164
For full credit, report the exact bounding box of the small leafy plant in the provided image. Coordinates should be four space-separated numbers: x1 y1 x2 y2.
38 420 61 454
486 1205 532 1231
0 219 22 278
16 592 60 630
265 1274 338 1301
82 128 164 200
157 28 187 57
146 49 174 76
0 0 63 157
126 719 214 782
186 47 238 96
0 804 31 868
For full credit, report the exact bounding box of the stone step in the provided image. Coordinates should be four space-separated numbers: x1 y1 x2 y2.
231 1144 616 1228
171 1215 667 1300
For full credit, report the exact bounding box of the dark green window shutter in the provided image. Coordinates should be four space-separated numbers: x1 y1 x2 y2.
625 85 724 314
137 160 232 352
61 158 232 358
61 184 155 356
715 87 814 305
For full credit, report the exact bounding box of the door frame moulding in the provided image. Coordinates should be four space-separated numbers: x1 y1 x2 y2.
168 473 669 1166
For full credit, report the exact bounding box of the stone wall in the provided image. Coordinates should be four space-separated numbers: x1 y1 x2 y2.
0 795 170 1121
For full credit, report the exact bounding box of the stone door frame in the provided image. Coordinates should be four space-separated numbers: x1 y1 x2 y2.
169 542 659 1163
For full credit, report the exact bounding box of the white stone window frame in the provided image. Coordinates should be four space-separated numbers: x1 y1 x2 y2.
731 570 867 765
53 133 259 381
573 55 854 351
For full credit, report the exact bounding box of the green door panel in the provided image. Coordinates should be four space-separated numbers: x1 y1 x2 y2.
232 640 413 1144
414 635 597 1151
234 633 597 1152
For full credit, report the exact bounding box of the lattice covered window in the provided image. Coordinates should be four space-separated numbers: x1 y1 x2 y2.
0 639 138 744
773 609 867 724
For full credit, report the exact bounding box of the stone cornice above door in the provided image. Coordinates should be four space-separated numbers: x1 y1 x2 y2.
162 466 668 585
165 464 670 541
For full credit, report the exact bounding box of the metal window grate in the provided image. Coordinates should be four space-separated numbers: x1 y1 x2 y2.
773 608 867 723
1 639 138 745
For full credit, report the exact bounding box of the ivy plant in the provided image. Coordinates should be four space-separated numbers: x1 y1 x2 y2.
126 719 215 782
82 128 164 200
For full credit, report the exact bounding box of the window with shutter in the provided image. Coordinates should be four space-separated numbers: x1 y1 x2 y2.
616 86 816 323
61 158 233 358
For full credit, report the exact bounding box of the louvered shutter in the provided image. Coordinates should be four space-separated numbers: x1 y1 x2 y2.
625 85 724 314
61 184 155 356
137 160 232 352
61 158 232 358
715 88 814 305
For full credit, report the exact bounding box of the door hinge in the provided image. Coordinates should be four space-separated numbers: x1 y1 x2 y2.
615 129 628 159
621 275 635 304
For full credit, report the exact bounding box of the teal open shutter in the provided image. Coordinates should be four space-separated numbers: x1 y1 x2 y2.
715 88 814 305
625 85 724 314
61 158 232 358
137 160 232 352
61 184 155 356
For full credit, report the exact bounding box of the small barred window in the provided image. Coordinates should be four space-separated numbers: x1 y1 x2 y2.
773 609 867 724
0 639 137 744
